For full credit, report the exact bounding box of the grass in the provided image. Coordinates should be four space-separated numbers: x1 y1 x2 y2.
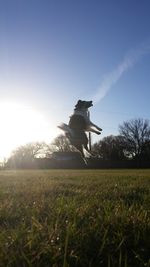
0 169 150 267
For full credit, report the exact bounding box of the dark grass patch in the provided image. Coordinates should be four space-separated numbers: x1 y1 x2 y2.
0 169 150 267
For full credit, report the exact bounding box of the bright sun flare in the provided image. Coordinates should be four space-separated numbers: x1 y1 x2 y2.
0 102 58 159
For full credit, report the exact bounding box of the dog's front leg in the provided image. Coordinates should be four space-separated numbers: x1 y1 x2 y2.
90 122 102 132
89 128 101 135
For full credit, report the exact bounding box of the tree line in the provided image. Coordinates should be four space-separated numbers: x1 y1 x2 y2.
5 118 150 169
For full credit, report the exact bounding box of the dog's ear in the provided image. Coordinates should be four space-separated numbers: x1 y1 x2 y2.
77 100 82 104
75 100 82 108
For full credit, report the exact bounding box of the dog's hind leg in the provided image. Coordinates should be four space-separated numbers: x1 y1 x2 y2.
83 144 93 158
74 144 85 158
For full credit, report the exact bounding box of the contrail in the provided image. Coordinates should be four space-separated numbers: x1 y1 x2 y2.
92 40 150 104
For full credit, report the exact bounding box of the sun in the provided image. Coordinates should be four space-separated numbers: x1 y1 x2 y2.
0 102 58 160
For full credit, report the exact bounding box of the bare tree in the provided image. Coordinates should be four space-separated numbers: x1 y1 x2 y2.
92 135 126 160
119 118 150 158
51 134 76 152
6 142 49 168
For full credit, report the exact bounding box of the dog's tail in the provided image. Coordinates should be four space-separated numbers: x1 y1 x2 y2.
58 123 73 135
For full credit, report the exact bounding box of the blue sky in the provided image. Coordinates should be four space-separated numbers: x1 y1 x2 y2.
0 0 150 153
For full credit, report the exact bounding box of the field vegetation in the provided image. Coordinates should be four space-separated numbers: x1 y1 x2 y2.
0 169 150 267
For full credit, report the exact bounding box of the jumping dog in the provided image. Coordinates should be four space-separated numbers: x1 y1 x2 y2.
58 100 102 157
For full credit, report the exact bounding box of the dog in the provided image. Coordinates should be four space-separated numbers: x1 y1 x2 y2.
69 100 102 134
58 100 102 158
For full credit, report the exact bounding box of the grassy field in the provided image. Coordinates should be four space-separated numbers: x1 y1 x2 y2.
0 169 150 267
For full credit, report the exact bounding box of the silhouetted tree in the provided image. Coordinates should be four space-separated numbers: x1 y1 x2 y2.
92 135 126 160
139 140 150 161
51 134 76 152
119 118 150 159
6 142 49 168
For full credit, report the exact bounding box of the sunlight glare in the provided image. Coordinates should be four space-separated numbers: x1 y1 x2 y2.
0 102 58 159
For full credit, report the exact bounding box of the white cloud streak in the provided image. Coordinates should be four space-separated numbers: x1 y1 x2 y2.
92 40 150 104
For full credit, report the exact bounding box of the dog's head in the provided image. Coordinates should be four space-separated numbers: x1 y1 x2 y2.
75 100 93 110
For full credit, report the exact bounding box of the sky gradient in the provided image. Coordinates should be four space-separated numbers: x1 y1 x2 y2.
0 0 150 157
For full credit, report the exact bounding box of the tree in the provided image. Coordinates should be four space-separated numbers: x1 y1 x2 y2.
92 135 126 160
119 118 150 159
51 134 76 152
6 142 49 168
139 140 150 161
